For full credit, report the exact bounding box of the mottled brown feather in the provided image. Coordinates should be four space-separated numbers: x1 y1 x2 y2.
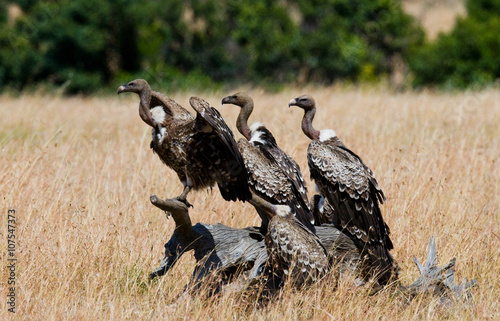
119 79 251 202
289 94 396 285
265 213 329 286
310 194 335 225
222 92 313 231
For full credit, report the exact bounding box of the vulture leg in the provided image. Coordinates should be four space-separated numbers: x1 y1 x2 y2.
176 185 193 208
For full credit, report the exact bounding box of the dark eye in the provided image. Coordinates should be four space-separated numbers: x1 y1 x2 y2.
129 82 135 86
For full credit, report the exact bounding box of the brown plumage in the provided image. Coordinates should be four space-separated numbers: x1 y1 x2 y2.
265 204 329 287
310 194 335 225
289 94 396 285
117 79 251 204
221 93 314 233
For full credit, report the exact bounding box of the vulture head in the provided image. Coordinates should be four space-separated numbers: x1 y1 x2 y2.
222 92 254 140
288 95 315 111
289 95 322 140
221 92 253 110
117 79 157 128
117 79 150 95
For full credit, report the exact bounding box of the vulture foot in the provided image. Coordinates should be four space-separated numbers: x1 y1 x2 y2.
175 196 193 208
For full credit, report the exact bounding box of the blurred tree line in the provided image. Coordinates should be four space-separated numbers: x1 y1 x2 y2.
0 0 423 93
409 0 500 89
1 0 499 93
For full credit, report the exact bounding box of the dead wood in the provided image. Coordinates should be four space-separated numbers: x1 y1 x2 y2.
149 195 267 285
402 236 477 304
148 195 359 285
148 195 476 303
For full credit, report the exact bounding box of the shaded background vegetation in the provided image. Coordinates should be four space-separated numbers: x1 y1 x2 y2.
0 0 499 93
409 0 500 89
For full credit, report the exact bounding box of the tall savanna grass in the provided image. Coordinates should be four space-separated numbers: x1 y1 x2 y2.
0 86 498 319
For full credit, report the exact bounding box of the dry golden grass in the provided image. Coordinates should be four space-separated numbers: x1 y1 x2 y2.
1 86 499 320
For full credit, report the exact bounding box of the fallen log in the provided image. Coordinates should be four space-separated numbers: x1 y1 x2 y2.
148 195 476 303
148 195 268 285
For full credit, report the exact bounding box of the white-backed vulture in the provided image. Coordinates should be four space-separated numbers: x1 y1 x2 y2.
117 79 251 205
289 94 396 285
221 93 314 233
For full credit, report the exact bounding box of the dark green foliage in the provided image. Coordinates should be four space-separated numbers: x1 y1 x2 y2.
0 0 142 93
230 0 301 82
0 3 6 23
291 0 423 82
467 0 500 20
410 0 500 89
0 0 423 93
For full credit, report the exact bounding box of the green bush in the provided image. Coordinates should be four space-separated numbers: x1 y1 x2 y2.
0 0 144 93
292 0 423 82
1 0 423 93
410 0 500 89
467 0 500 20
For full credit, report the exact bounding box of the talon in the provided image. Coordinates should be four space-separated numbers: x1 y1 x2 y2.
164 211 171 219
174 196 193 208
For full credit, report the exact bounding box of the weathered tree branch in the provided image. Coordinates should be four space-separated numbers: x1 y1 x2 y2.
403 236 477 304
149 195 476 304
149 195 267 283
150 195 193 235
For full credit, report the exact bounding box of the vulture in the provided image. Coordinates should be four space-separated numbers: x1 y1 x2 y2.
221 93 314 233
265 203 329 287
117 79 251 205
289 95 396 285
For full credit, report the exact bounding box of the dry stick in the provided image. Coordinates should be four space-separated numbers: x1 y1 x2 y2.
149 195 267 284
403 236 477 304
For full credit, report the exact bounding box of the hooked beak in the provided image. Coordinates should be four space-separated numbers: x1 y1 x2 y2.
288 98 298 108
221 96 230 105
117 84 127 94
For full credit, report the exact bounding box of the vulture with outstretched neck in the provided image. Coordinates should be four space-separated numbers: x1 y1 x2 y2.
117 79 251 205
264 203 329 287
221 92 314 234
289 94 396 285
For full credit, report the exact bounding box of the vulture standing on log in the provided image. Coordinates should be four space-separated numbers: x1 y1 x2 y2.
221 93 314 233
117 79 251 205
289 94 396 285
265 204 329 287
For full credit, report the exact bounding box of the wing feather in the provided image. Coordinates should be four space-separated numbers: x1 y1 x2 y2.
238 139 289 204
188 97 251 202
241 125 315 232
266 215 329 286
151 91 194 120
307 138 394 282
